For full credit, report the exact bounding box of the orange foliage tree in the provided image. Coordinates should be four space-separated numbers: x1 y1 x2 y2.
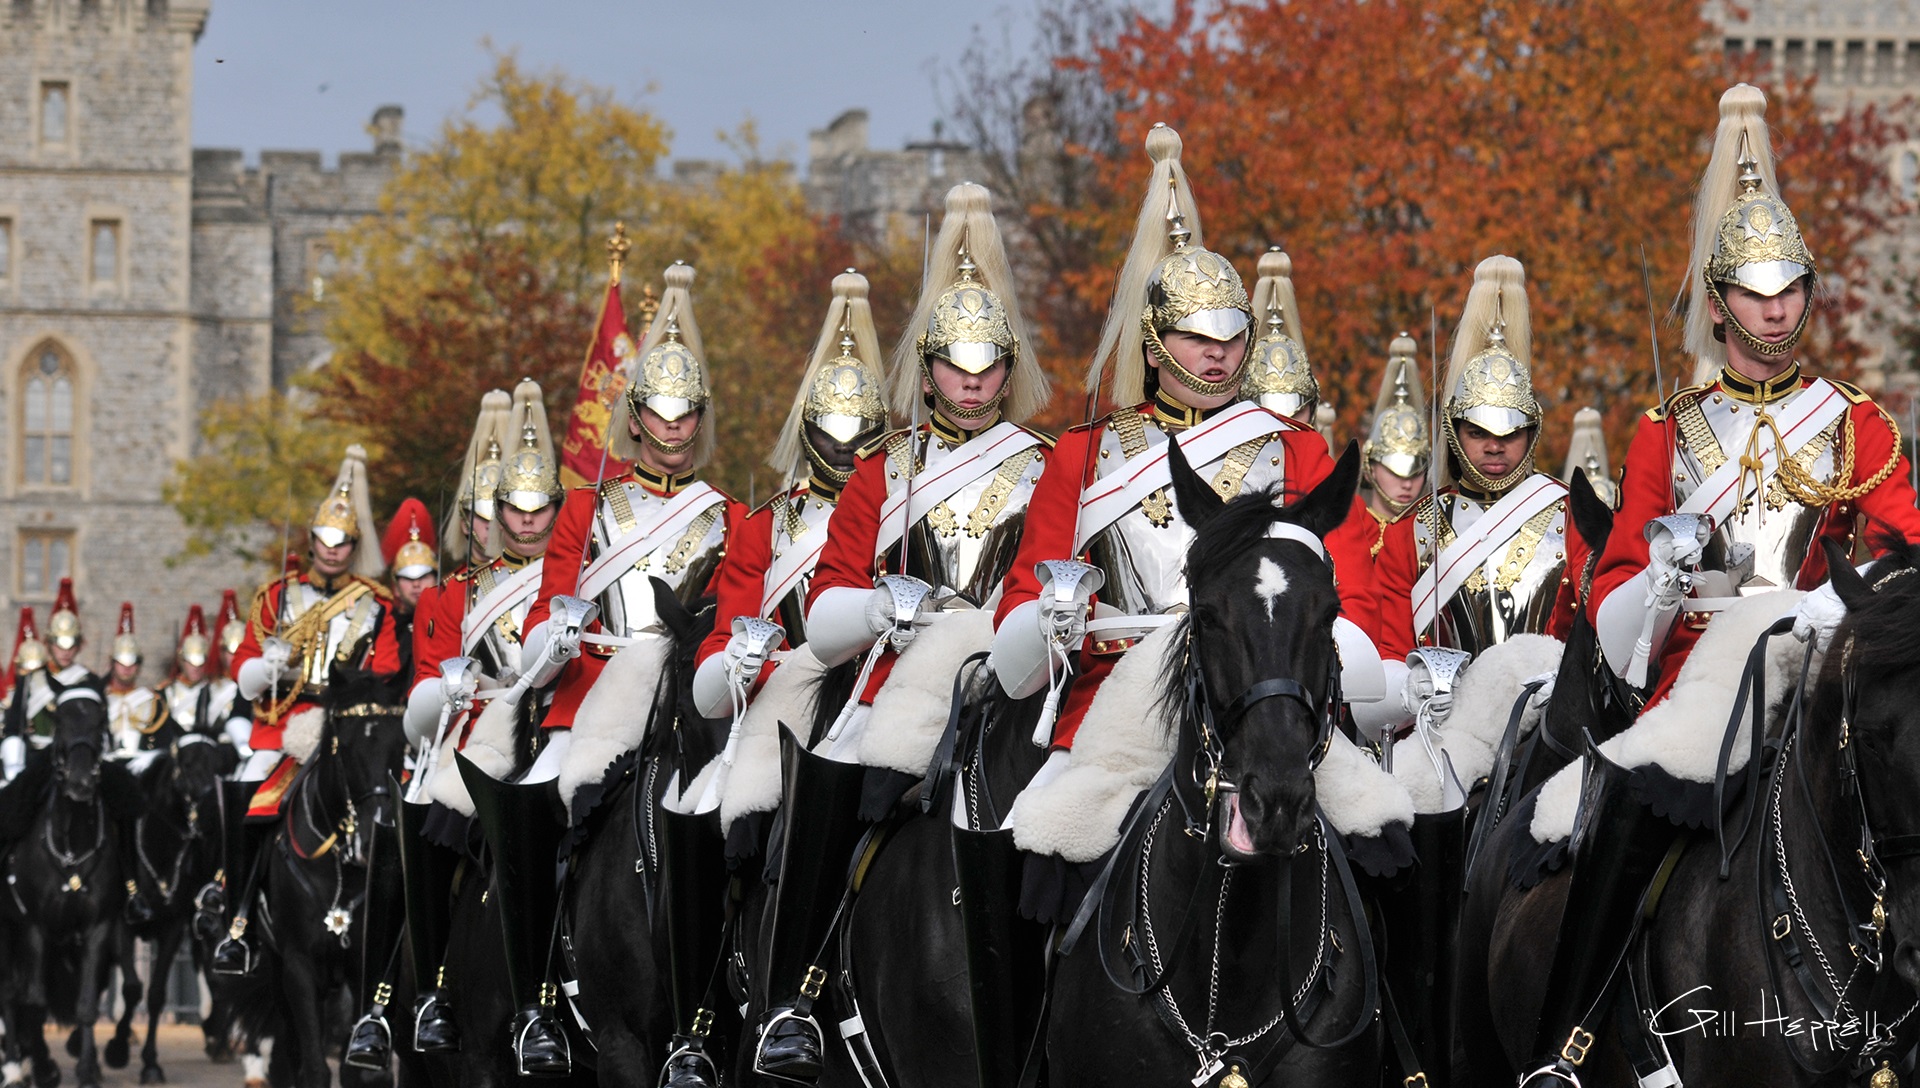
1011 0 1901 461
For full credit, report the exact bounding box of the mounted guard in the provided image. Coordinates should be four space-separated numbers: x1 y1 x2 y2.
1240 246 1322 428
214 443 402 975
1522 84 1920 1088
483 262 738 1078
750 179 1054 1086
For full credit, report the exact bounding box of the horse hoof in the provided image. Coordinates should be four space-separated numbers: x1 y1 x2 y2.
29 1057 58 1088
202 1035 232 1063
102 1037 128 1069
62 1030 78 1059
138 1066 165 1085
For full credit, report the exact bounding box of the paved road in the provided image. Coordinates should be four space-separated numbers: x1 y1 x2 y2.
19 1023 251 1088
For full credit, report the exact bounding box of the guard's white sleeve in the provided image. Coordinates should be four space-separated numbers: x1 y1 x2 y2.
236 657 278 701
1594 570 1664 679
989 600 1051 700
806 587 879 668
691 653 731 719
404 678 446 749
1350 658 1412 741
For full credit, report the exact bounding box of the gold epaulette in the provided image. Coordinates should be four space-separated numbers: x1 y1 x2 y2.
247 581 277 627
1830 379 1872 405
1019 423 1058 450
1644 382 1712 422
856 427 911 461
752 483 808 517
445 566 475 585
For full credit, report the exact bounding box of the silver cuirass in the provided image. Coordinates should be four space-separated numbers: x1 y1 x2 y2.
163 678 237 734
883 428 1046 606
1669 387 1835 591
1087 409 1291 617
465 559 543 682
589 480 729 638
1411 485 1569 655
764 488 838 646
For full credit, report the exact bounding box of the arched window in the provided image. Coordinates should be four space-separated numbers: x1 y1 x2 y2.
1898 148 1920 202
20 342 74 488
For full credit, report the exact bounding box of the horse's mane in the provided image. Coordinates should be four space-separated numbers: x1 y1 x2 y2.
1842 537 1920 677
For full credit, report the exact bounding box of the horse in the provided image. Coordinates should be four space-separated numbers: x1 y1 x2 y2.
127 716 239 1084
1041 441 1382 1086
1466 539 1920 1085
563 581 721 1087
251 669 410 1088
1 672 143 1088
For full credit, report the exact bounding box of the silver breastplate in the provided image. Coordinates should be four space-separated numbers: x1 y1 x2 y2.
590 482 729 637
886 429 1046 605
1088 412 1290 616
1670 389 1836 590
287 583 382 695
165 680 234 731
107 688 156 739
765 490 837 646
1411 486 1568 655
468 560 541 681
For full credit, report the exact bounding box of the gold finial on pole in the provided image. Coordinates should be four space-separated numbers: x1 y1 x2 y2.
636 283 659 329
606 222 631 286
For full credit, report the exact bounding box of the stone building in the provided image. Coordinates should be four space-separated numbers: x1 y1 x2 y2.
0 0 398 679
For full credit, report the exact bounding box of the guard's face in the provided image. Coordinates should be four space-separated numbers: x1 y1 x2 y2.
805 422 869 477
1151 330 1247 411
50 642 79 670
310 534 355 577
500 505 559 557
1370 463 1424 508
1457 422 1532 483
921 357 1009 425
1715 278 1809 353
469 514 492 552
109 660 139 687
394 573 435 610
631 405 703 472
178 659 206 685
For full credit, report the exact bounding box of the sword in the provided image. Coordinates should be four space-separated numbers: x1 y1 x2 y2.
1641 245 1676 490
406 656 478 804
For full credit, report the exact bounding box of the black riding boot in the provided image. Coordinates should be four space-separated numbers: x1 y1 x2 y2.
210 781 269 976
654 803 730 1088
1518 746 1674 1087
953 824 1050 1088
396 795 461 1053
193 777 251 943
1378 805 1466 1088
458 753 571 1079
753 728 870 1086
345 815 404 1070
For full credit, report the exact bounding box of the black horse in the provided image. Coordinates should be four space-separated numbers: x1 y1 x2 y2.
1044 442 1381 1086
128 717 238 1083
565 583 721 1087
1 673 143 1088
248 670 410 1088
1468 540 1920 1084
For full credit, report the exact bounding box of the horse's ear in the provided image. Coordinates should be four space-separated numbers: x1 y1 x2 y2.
1825 539 1872 609
1167 436 1225 530
1284 441 1362 540
649 576 696 642
1567 469 1614 555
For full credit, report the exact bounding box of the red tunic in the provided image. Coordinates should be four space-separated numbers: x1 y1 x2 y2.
696 498 777 669
993 410 1387 748
1592 376 1920 705
228 571 402 751
523 474 740 727
1374 484 1589 660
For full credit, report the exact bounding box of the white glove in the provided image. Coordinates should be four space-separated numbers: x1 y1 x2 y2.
1036 592 1088 652
546 623 581 664
0 735 23 781
722 626 776 687
864 576 933 650
1644 516 1707 607
1034 560 1101 654
260 637 293 676
1524 670 1557 714
444 667 479 715
1793 582 1847 653
223 716 254 759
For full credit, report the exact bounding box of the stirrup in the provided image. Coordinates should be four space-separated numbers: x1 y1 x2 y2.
512 1007 571 1079
343 1010 393 1071
412 989 461 1053
1518 1065 1582 1088
1519 1025 1596 1086
193 879 226 915
658 1033 720 1088
753 1007 825 1084
210 917 255 976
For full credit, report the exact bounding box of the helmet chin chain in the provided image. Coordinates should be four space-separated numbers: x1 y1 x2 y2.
920 358 1007 426
1441 414 1538 496
803 437 853 488
1142 317 1247 400
1706 279 1812 359
631 401 699 455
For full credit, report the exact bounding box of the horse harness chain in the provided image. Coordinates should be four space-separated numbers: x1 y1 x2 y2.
1758 630 1920 1076
44 795 106 891
1135 792 1333 1082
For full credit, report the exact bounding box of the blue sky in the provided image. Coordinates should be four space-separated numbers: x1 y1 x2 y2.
190 0 1042 168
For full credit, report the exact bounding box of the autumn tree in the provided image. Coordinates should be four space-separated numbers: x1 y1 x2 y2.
988 0 1901 460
